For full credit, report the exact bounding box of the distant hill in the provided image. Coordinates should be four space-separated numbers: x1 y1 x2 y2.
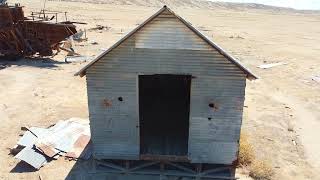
52 0 319 13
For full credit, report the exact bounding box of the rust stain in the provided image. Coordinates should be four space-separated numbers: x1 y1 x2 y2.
140 155 190 162
74 135 90 148
65 134 90 158
36 143 57 157
103 99 112 107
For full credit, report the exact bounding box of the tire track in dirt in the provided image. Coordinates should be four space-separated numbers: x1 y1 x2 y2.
273 93 320 170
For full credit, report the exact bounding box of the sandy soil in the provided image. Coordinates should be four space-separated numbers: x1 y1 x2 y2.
1 0 320 179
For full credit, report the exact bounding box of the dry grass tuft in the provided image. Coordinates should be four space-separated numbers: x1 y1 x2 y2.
238 132 274 180
238 132 255 166
249 160 274 180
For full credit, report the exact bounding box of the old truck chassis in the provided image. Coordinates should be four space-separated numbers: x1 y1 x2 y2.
0 4 76 58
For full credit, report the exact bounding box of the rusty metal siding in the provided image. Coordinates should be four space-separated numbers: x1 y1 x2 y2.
86 10 246 164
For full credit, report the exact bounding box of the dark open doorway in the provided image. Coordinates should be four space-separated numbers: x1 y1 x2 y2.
139 74 191 158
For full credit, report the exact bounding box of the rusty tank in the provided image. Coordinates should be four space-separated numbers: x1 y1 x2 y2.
0 3 77 58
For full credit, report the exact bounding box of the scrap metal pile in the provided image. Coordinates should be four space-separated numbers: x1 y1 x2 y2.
0 3 77 58
11 118 92 169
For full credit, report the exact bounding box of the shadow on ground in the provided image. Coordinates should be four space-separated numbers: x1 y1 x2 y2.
64 143 96 180
0 57 67 70
10 161 37 173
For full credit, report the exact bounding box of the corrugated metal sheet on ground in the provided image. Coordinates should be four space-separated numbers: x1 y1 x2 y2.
15 146 48 169
17 127 51 147
17 131 37 147
14 118 92 170
35 118 90 157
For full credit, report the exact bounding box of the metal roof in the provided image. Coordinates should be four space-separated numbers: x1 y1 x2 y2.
74 5 258 80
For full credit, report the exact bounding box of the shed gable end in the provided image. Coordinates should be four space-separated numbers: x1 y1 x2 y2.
91 9 242 70
83 6 251 165
75 6 257 79
134 9 212 51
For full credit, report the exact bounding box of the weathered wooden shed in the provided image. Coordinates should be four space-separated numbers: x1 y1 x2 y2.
75 6 257 179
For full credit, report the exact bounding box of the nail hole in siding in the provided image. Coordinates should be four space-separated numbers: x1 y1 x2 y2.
118 97 123 101
209 102 219 111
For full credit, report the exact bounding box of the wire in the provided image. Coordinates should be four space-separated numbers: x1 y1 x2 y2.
42 0 47 11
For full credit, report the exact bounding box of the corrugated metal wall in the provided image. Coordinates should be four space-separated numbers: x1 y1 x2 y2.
86 9 246 164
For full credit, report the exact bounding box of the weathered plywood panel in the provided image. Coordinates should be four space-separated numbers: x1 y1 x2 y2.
85 9 247 164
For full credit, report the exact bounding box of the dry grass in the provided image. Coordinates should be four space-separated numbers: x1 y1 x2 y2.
239 132 255 166
238 132 274 180
249 160 274 180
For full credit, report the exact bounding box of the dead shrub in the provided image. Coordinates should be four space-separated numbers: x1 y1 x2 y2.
238 132 255 166
238 132 274 180
249 160 274 180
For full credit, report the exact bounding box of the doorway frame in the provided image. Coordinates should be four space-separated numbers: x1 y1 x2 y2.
136 73 192 162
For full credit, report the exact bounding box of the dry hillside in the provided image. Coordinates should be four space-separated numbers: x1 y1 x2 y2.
53 0 320 13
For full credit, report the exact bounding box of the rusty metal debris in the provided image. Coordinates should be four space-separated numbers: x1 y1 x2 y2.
12 118 92 169
72 29 87 41
0 3 78 59
88 24 110 31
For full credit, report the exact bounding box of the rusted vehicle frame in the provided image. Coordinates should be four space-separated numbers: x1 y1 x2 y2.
0 4 77 58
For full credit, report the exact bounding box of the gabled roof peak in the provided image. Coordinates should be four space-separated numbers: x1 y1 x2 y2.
75 5 257 80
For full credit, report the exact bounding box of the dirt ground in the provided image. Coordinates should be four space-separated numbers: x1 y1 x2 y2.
1 0 320 179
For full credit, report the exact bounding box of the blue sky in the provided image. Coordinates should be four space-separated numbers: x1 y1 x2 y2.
209 0 320 10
